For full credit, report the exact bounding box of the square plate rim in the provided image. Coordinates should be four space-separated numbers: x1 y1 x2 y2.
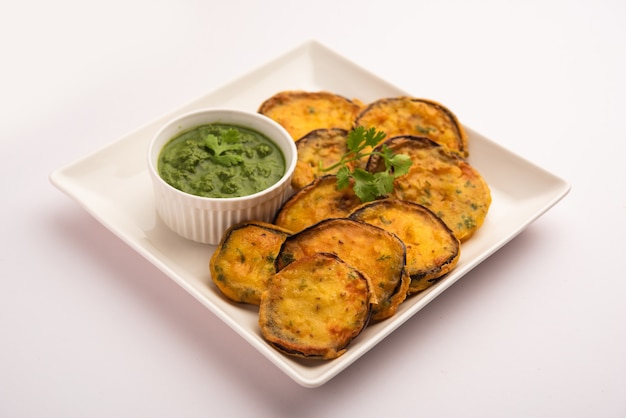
49 39 571 388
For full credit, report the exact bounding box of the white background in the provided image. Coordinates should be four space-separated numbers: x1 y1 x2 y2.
2 0 625 416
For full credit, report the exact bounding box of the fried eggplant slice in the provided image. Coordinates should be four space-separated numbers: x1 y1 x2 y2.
209 221 292 305
355 97 468 157
259 252 372 360
276 218 409 321
273 175 362 233
292 128 355 191
258 90 363 141
366 136 491 241
349 199 460 294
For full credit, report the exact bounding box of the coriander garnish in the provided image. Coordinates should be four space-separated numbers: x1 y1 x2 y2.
321 126 412 202
204 128 244 167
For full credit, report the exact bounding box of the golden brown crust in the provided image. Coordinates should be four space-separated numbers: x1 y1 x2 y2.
355 97 468 157
276 218 409 321
366 136 491 241
273 175 363 233
259 252 372 360
292 128 355 191
349 199 460 294
209 221 292 304
258 90 363 141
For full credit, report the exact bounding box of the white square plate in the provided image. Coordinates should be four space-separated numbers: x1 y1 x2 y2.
50 40 570 387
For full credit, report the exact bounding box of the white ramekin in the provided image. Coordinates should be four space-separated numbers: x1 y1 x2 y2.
147 108 297 245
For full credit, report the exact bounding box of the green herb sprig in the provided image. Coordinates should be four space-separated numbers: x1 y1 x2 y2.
204 129 244 166
321 126 412 202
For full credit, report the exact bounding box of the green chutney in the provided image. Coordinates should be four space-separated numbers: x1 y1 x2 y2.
158 123 286 198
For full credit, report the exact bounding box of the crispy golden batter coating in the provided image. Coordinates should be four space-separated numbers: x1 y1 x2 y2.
273 175 362 233
258 90 363 141
366 136 491 241
355 97 468 157
209 221 292 304
292 128 355 191
349 199 460 294
276 218 409 321
207 91 492 360
259 252 372 360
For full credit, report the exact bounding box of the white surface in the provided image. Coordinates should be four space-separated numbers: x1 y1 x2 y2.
2 0 624 415
49 41 569 387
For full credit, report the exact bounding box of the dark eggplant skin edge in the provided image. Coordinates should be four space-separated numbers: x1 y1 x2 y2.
354 97 467 156
347 199 460 285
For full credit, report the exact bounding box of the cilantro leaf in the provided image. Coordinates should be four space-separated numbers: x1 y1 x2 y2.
204 131 244 166
383 146 412 177
351 169 378 203
204 134 220 152
345 126 386 154
336 166 352 190
215 153 244 166
371 171 395 196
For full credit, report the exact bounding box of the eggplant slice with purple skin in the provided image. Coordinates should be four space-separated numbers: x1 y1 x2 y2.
366 135 491 241
276 218 409 321
209 221 292 305
291 128 355 191
349 199 460 294
355 96 468 157
273 174 363 234
258 90 363 142
259 252 372 360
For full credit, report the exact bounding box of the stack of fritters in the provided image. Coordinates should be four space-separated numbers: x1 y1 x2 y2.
209 90 491 360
